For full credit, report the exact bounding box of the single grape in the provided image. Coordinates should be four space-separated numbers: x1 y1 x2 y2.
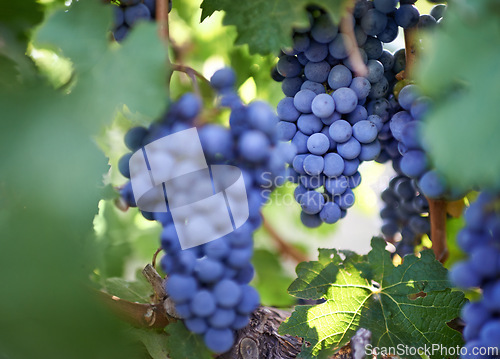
299 190 325 214
210 67 236 91
300 211 322 228
304 61 331 83
337 137 361 160
349 77 371 100
124 3 151 26
118 153 132 178
303 154 325 176
311 14 338 43
297 114 323 135
395 5 420 29
323 153 345 177
332 88 358 114
277 97 300 122
311 93 335 119
366 60 385 84
185 318 208 334
304 41 329 62
307 133 330 156
166 275 198 303
204 328 234 353
373 0 397 14
329 120 352 143
328 65 353 90
294 89 316 113
238 130 270 163
325 176 348 195
361 9 387 36
277 56 302 77
400 150 428 178
352 120 378 143
320 202 342 224
301 80 326 95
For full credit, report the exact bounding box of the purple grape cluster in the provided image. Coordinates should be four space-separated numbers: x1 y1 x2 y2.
118 68 293 353
380 174 430 257
449 192 500 358
111 0 172 42
273 5 407 227
388 83 466 200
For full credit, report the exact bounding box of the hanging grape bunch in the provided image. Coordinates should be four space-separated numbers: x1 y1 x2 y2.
273 0 433 228
118 68 294 353
111 0 172 42
449 192 500 356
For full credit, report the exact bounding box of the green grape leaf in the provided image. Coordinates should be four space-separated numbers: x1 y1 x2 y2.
164 322 212 359
34 0 168 119
0 1 168 357
200 0 354 54
0 0 44 40
130 328 170 359
252 249 296 307
280 237 466 359
104 276 153 303
416 1 500 190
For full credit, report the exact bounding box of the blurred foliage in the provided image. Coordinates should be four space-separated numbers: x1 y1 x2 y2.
0 0 486 357
252 249 296 307
164 322 212 359
0 0 166 357
417 0 500 191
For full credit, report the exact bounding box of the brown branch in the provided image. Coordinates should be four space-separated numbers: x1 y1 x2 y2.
427 198 449 263
171 63 212 97
261 215 309 263
156 0 169 42
340 16 368 77
142 263 166 301
151 248 163 269
96 290 175 328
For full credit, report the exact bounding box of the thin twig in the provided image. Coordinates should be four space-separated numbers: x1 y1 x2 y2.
151 247 163 269
261 215 309 263
340 15 368 77
171 63 211 97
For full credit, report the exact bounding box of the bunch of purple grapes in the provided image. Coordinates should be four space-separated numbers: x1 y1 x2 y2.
273 4 411 227
380 174 430 257
388 83 466 200
449 192 500 358
118 68 294 353
111 0 172 42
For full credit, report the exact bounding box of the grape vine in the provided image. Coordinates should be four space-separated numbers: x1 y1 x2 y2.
4 0 500 358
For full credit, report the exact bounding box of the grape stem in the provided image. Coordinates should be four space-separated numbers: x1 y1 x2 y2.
171 63 207 96
156 0 169 43
340 11 368 77
151 248 163 271
261 214 309 263
403 28 418 79
427 198 449 262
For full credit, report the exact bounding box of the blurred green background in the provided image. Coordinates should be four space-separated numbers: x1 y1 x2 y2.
0 0 458 358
